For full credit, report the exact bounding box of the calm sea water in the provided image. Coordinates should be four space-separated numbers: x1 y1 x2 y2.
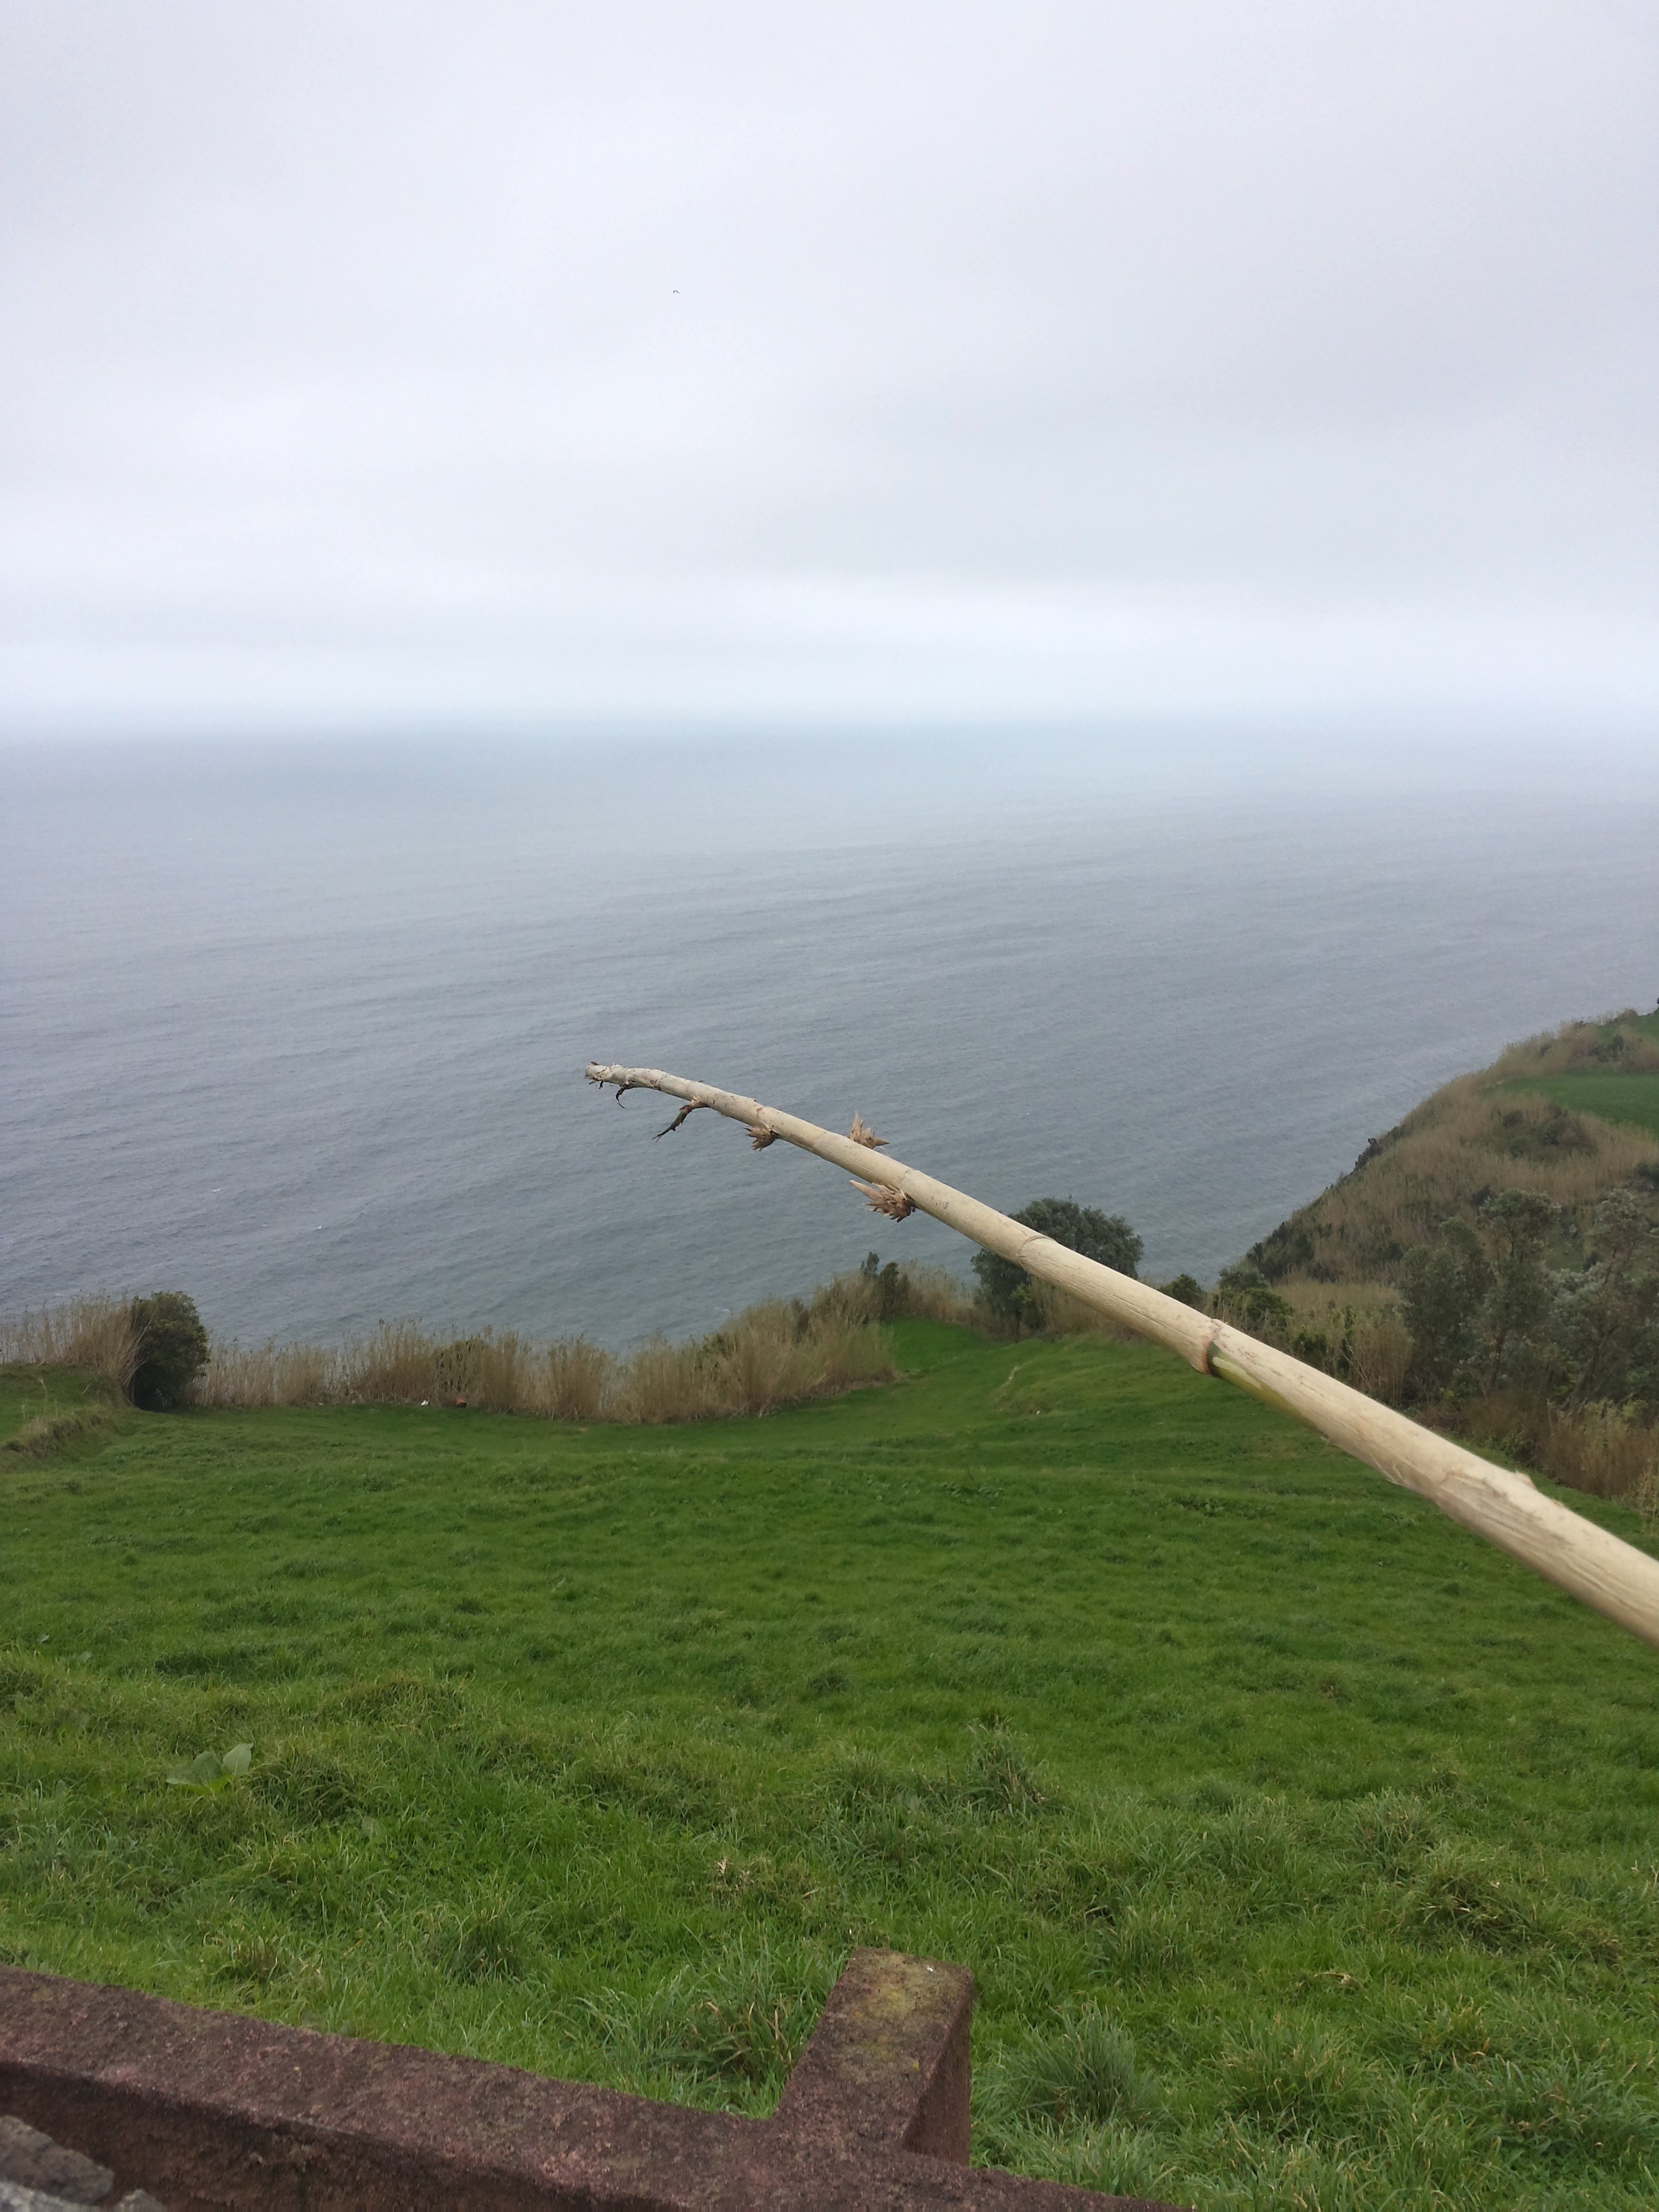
5 736 1657 1348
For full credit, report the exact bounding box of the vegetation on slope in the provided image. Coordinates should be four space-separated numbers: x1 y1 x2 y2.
1242 1011 1659 1292
1207 1011 1659 1507
1497 1072 1659 1146
1 1263 974 1426
5 1331 1659 2209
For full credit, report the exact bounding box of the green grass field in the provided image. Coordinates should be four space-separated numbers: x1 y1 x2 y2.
1496 1072 1659 1144
5 1329 1659 2208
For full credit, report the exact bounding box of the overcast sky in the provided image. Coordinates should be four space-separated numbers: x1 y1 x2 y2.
3 1 1656 744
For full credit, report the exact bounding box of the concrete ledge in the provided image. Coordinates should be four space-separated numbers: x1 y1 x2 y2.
0 1954 1187 2209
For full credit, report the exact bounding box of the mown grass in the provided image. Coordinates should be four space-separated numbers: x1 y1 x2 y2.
4 1330 1659 2207
1497 1074 1659 1145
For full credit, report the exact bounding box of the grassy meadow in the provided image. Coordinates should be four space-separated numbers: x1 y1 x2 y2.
1493 995 1659 1145
1497 1073 1659 1146
5 1326 1659 2208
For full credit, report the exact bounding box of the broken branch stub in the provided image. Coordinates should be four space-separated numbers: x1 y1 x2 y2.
584 1059 1659 1656
855 1179 916 1220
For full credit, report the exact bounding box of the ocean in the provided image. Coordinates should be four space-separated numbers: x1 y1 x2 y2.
5 734 1657 1349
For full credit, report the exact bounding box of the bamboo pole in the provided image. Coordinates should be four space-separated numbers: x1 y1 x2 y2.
586 1060 1659 1654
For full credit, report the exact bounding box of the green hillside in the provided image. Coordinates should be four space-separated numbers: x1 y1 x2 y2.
5 1331 1659 2208
1242 1009 1659 1289
1494 998 1659 1142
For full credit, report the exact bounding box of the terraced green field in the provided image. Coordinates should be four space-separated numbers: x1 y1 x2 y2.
4 1329 1658 2208
1496 1071 1659 1144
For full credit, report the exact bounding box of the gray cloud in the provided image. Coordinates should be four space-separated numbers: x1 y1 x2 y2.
2 0 1655 736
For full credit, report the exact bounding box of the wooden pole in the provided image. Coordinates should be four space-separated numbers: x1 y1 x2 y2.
586 1060 1659 1654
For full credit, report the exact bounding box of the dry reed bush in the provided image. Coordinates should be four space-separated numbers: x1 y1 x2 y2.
812 1319 893 1393
1275 1280 1414 1403
1488 1013 1659 1080
350 1321 441 1404
891 1263 981 1326
797 1261 977 1331
196 1341 337 1407
1020 1282 1140 1343
1456 1393 1657 1507
541 1337 615 1422
455 1333 533 1414
796 1274 877 1329
1538 1404 1658 1503
1346 1314 1413 1404
0 1294 138 1394
1267 1075 1659 1284
193 1303 894 1425
613 1301 895 1423
18 1272 920 1427
703 1303 822 1417
611 1335 713 1424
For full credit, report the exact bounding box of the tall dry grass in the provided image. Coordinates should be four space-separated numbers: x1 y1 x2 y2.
1017 1281 1141 1344
1272 1280 1415 1404
1486 1011 1659 1080
2 1263 972 1428
187 1267 937 1424
0 1294 138 1395
1459 1392 1658 1510
875 1262 981 1326
1538 1405 1658 1503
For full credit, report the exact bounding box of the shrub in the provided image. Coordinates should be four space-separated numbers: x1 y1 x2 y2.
1545 1190 1659 1410
973 1198 1142 1333
851 1253 977 1326
858 1250 908 1320
1399 1223 1490 1396
1478 1188 1556 1390
128 1291 210 1409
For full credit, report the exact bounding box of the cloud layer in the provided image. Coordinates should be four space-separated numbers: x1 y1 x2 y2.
3 0 1656 735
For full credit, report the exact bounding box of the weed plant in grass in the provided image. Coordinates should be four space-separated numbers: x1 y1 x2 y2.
5 1328 1659 2207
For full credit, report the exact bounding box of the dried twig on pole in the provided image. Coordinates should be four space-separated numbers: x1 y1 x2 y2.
584 1059 1659 1655
654 1101 708 1140
854 1179 916 1220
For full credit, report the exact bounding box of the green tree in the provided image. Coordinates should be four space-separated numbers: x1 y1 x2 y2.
973 1198 1141 1333
128 1291 210 1410
1545 1192 1659 1409
1213 1264 1294 1342
1478 1189 1556 1391
858 1251 907 1321
1399 1220 1490 1396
